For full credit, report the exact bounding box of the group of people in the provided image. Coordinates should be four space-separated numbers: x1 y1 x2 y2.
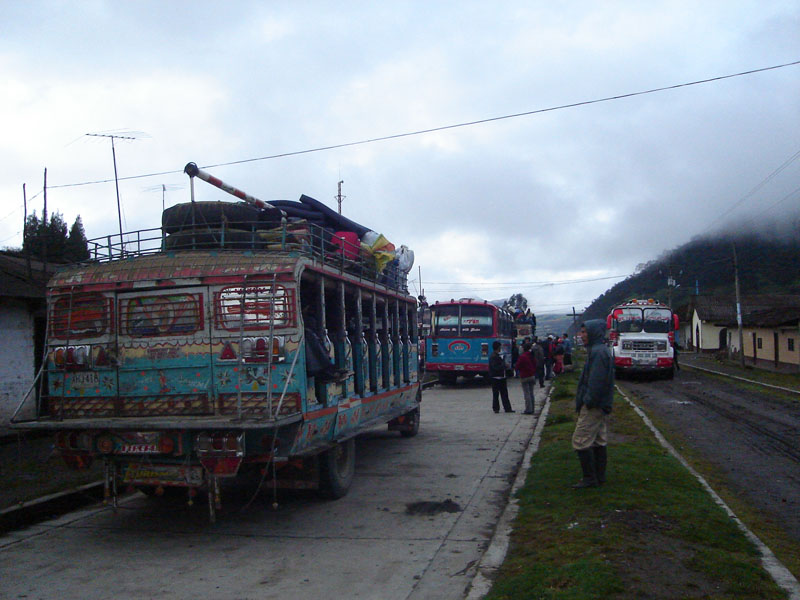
489 323 614 489
490 333 573 415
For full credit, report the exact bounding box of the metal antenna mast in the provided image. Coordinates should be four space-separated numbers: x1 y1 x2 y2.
86 132 138 255
336 180 345 214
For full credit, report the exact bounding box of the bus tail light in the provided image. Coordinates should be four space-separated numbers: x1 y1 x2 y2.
158 435 175 455
52 345 94 370
431 343 439 357
657 358 673 368
615 357 632 367
195 431 244 477
241 337 285 363
481 343 489 357
97 436 114 454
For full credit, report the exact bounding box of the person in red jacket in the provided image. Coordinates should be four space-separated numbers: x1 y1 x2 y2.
516 342 538 414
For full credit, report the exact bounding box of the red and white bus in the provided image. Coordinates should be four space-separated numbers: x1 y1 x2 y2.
607 298 679 379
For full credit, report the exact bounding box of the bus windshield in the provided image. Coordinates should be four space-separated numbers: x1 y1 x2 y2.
615 307 673 334
433 306 460 336
643 308 672 333
615 308 643 333
432 305 494 337
460 305 493 336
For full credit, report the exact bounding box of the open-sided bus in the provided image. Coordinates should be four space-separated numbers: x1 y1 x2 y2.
424 298 514 384
12 164 421 521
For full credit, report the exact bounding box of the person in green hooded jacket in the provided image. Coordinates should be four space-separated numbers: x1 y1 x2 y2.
572 319 614 488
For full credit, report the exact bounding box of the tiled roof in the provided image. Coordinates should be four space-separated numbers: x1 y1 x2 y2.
693 294 800 327
0 252 57 299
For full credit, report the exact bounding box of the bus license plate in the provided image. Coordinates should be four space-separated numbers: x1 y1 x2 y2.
122 464 203 486
455 365 464 370
71 372 99 388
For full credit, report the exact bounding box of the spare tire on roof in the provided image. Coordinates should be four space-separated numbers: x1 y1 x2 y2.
161 202 263 235
164 228 264 251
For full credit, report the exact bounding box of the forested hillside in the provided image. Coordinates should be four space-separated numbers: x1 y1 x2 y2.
582 222 800 321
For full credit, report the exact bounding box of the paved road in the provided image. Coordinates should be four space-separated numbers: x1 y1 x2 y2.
1 379 546 600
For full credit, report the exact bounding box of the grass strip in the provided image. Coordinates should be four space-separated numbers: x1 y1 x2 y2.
485 357 788 599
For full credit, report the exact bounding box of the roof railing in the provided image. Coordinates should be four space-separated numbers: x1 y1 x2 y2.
84 219 408 292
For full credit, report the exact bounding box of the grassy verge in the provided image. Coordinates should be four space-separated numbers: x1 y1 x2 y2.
687 354 800 394
486 357 788 599
620 386 800 582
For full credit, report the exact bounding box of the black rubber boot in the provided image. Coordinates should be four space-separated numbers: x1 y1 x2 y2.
572 449 597 488
593 445 607 485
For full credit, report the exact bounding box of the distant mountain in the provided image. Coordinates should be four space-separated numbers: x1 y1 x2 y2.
581 223 800 322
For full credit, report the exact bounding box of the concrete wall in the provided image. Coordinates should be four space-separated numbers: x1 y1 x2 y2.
0 298 36 429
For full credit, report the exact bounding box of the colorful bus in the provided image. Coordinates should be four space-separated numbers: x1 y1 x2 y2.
424 298 514 384
12 164 421 521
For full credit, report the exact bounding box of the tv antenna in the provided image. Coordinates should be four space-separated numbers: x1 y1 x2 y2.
336 180 345 214
85 130 147 255
143 183 184 212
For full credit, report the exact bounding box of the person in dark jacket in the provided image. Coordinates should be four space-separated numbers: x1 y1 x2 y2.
531 337 545 388
571 319 614 488
488 341 514 413
542 335 554 380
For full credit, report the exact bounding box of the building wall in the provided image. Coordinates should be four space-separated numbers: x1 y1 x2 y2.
741 326 800 369
0 298 37 428
692 310 726 351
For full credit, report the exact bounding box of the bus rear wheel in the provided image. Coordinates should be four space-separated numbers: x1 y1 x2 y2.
318 438 356 499
392 406 420 438
439 372 457 385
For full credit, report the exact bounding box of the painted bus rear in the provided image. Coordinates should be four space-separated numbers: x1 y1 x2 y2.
12 165 421 520
424 298 514 384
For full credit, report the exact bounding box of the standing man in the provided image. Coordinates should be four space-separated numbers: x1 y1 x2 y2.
562 333 573 370
543 335 554 380
572 320 614 488
488 341 514 413
532 337 546 388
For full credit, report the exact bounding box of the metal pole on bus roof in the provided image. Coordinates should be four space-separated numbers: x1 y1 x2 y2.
183 162 286 217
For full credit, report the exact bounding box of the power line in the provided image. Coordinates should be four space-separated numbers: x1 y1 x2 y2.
425 274 629 287
42 59 800 191
702 147 800 233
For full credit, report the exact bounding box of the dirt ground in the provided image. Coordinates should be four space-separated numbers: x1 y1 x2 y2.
617 355 800 546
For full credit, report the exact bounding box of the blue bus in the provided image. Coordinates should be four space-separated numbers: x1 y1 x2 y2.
425 298 514 384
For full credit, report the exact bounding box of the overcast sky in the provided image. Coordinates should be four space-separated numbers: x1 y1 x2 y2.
2 1 798 314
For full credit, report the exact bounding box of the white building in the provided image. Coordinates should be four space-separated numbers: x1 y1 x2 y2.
0 253 54 433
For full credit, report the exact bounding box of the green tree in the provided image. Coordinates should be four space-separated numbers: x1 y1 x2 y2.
66 216 90 261
23 211 89 263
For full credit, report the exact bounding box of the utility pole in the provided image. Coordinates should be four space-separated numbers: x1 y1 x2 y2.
23 183 31 277
732 242 745 368
86 132 138 256
42 169 48 273
336 180 345 215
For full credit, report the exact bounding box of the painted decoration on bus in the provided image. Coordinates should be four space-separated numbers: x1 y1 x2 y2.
215 285 295 331
122 294 202 337
51 294 111 338
447 340 471 353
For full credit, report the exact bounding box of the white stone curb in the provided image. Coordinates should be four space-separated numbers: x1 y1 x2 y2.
465 385 552 599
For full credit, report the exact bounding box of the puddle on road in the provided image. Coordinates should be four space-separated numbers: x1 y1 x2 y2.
405 499 462 515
